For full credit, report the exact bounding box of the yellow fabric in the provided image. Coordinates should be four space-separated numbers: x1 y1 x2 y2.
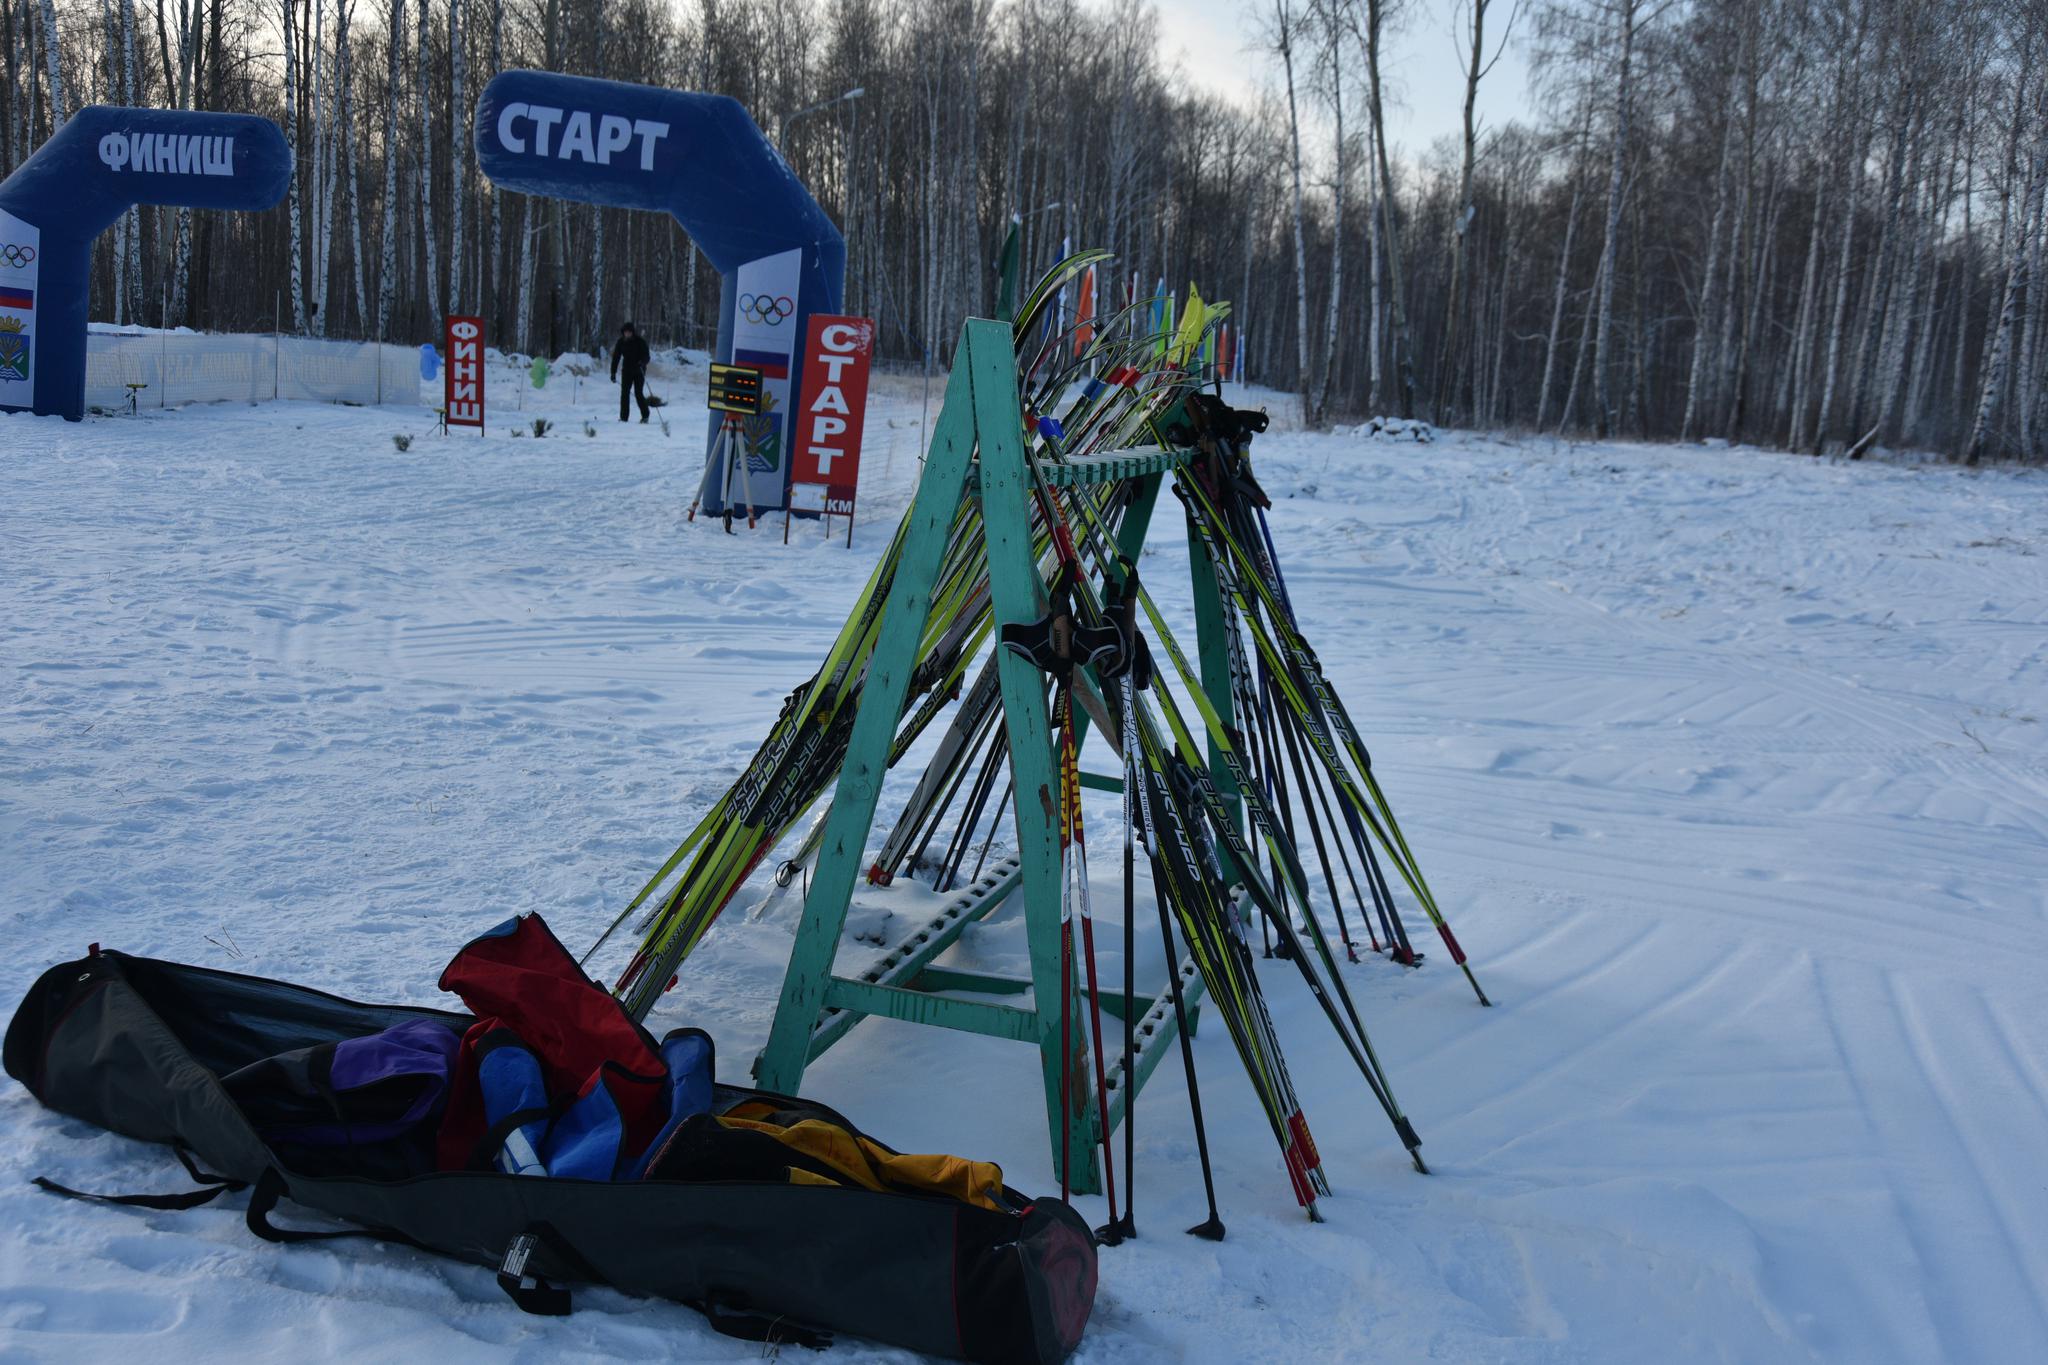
719 1102 1007 1213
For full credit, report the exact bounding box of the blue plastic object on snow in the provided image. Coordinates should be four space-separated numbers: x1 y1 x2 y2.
0 107 291 420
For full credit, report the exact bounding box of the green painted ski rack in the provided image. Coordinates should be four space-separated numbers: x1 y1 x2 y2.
752 318 1243 1194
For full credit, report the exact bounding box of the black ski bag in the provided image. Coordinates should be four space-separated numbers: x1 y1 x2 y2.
5 948 1097 1364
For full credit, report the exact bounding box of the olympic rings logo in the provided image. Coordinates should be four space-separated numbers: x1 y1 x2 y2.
739 293 793 326
1 244 34 268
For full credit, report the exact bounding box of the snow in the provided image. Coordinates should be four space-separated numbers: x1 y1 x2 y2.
5 365 2048 1362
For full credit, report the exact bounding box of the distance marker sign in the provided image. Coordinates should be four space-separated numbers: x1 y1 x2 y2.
787 315 873 546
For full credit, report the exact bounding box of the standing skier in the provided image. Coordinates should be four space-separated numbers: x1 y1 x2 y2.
611 321 652 423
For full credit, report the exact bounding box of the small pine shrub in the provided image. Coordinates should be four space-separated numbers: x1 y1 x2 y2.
533 418 552 437
392 433 413 453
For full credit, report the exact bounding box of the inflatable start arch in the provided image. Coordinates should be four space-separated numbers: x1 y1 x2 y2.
0 106 292 420
474 72 845 516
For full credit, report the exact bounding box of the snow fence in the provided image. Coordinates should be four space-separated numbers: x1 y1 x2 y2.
84 330 420 410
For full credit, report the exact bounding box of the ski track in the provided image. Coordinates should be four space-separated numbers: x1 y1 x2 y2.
4 375 2048 1362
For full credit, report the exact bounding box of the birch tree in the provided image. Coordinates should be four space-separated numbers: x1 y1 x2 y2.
1268 0 1317 427
447 0 464 315
282 0 307 332
376 0 402 339
1589 0 1640 439
416 0 440 321
35 0 63 125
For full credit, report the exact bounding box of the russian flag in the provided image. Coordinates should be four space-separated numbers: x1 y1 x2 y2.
732 346 788 380
0 285 31 311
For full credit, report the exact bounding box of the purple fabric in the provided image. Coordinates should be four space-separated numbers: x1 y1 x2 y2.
276 1018 459 1145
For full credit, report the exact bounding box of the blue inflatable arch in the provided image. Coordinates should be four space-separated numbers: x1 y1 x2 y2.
0 107 292 420
474 71 845 516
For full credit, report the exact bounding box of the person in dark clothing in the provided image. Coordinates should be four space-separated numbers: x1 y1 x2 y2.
611 322 652 422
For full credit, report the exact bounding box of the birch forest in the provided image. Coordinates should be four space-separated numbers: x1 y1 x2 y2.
4 0 2046 460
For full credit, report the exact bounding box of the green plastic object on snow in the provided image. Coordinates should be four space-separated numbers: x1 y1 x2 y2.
529 355 550 388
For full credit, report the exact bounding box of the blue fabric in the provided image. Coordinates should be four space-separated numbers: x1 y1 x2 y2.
626 1031 717 1179
476 1041 550 1177
419 343 439 381
474 1026 715 1180
546 1080 628 1181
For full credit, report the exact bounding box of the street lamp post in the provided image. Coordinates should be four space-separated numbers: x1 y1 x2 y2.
777 89 868 306
775 87 866 154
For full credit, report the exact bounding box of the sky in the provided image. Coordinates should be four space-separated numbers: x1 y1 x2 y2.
1155 0 1536 165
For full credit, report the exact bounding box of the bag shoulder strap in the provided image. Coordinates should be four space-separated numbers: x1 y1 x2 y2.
33 1144 246 1211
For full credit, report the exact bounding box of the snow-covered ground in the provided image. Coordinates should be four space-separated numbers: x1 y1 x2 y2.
4 359 2046 1363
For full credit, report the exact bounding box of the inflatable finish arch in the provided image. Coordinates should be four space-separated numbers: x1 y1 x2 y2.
0 107 292 420
474 71 845 516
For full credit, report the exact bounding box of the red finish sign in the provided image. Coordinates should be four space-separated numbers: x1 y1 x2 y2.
445 314 484 430
790 314 873 525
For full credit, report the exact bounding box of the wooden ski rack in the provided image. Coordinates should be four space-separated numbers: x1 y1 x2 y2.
752 319 1243 1194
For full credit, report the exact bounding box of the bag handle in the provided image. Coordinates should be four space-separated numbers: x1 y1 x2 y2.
496 1227 576 1316
492 1220 832 1350
696 1295 835 1352
33 1143 246 1211
244 1167 424 1252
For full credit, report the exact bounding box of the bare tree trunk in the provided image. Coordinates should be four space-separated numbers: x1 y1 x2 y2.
1590 0 1637 440
1313 3 1344 423
120 0 145 321
2016 148 2046 456
1729 172 1779 441
168 0 201 321
341 0 367 332
447 0 465 315
1559 270 1597 433
1813 115 1865 454
516 195 535 353
35 0 63 126
1436 0 1505 423
1681 57 1741 442
1873 116 1934 449
1537 108 1590 432
488 0 502 331
1356 0 1415 416
416 0 440 322
376 0 401 340
1365 106 1383 411
1846 107 1913 440
311 0 332 335
1962 122 2047 464
282 0 308 332
1272 1 1317 425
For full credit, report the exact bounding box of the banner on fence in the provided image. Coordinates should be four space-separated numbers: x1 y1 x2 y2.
445 315 484 429
787 314 873 546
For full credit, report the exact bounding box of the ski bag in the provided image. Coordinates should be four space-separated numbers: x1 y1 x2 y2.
5 947 1097 1364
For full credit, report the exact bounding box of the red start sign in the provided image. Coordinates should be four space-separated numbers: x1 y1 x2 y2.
445 315 484 430
789 315 873 535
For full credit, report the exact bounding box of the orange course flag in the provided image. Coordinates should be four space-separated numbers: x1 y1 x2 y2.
1074 265 1096 359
